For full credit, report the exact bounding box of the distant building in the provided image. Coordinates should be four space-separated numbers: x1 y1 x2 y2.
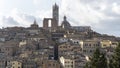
30 20 39 29
0 59 6 68
72 26 91 32
26 20 40 35
58 42 74 57
0 37 5 42
1 41 18 56
60 56 75 68
22 59 37 68
52 3 59 24
42 60 60 68
100 40 112 48
80 40 101 56
11 61 22 68
58 38 69 43
100 40 118 48
0 52 7 68
51 32 64 40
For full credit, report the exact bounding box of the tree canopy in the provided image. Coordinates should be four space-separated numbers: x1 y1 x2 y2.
84 48 107 68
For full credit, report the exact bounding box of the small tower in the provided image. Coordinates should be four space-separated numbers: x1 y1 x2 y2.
33 20 37 24
31 20 39 29
52 3 59 23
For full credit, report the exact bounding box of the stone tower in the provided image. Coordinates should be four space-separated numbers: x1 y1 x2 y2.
43 3 59 30
52 3 59 23
31 20 39 29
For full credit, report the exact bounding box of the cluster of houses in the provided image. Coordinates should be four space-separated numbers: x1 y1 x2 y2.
0 3 119 68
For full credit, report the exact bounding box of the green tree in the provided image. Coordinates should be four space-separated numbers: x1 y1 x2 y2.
84 48 107 68
109 43 120 68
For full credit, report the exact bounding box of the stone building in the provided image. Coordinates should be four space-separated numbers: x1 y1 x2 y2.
80 40 101 56
42 60 60 68
52 3 59 23
43 3 59 31
1 41 18 56
22 59 37 68
11 61 22 68
26 20 40 35
60 56 75 68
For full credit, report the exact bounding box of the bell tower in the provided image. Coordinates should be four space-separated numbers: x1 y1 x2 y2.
43 3 59 30
52 3 59 23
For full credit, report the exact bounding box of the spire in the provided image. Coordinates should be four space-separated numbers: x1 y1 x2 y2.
55 3 57 6
34 19 37 24
31 19 39 28
53 3 58 8
64 16 67 21
52 3 59 23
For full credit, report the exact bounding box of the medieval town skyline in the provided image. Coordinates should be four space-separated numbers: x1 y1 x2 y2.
0 1 120 68
0 0 120 37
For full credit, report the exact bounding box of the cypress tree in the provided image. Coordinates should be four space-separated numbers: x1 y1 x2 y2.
84 48 107 68
109 43 120 68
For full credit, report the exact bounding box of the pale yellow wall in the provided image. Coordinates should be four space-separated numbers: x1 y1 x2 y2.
100 40 111 48
11 61 22 68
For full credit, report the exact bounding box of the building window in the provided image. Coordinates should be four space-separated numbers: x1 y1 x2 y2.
89 44 91 47
18 63 20 64
90 50 92 52
71 62 73 64
83 50 86 52
49 64 51 66
103 45 106 46
94 44 95 47
53 64 55 66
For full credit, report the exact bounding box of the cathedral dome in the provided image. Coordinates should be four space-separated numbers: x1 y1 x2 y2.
61 16 71 29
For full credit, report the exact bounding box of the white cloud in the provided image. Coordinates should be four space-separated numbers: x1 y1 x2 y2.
33 0 56 7
59 0 120 36
35 10 52 19
0 8 42 28
10 8 35 26
0 0 4 7
33 0 42 5
60 0 106 25
112 3 120 15
1 16 19 27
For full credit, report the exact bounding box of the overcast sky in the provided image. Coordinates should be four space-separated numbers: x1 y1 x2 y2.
0 0 120 37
